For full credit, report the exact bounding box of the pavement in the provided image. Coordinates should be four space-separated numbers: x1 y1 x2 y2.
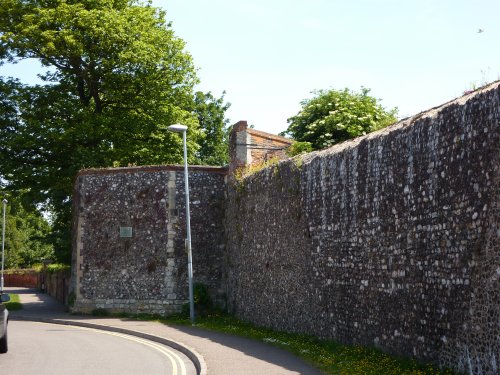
5 287 322 375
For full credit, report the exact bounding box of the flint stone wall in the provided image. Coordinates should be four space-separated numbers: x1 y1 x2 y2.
226 82 499 374
70 165 226 315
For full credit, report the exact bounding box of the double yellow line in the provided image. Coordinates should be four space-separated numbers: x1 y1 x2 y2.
64 324 188 375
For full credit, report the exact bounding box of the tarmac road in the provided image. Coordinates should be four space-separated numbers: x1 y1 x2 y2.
1 320 197 375
5 287 322 374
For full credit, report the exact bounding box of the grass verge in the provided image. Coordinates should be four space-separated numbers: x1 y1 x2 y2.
112 311 455 375
4 293 22 311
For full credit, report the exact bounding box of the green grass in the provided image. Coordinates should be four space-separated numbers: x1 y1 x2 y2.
113 311 455 375
4 293 22 311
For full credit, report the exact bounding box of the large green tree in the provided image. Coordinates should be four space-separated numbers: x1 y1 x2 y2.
194 91 231 166
0 193 54 269
284 87 397 150
0 0 229 262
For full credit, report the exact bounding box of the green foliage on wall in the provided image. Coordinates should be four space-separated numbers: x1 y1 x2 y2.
286 141 313 157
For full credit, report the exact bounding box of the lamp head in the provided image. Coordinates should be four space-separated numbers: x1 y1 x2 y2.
168 124 188 133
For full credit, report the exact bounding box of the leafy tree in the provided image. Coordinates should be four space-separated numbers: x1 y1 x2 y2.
0 194 54 269
284 87 397 150
193 91 231 166
0 1 228 262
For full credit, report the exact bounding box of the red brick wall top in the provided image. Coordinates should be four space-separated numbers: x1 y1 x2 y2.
247 128 293 146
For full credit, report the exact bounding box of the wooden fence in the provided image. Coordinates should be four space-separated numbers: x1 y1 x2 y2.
40 270 70 305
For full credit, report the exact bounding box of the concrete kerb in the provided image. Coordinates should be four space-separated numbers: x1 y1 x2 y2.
11 315 207 375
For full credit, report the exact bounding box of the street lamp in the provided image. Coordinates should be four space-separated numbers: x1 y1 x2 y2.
1 199 7 293
167 124 194 323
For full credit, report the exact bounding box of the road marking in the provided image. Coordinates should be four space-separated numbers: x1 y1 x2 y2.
94 330 187 375
34 322 187 375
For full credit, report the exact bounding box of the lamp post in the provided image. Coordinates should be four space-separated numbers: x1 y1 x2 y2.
1 199 7 293
167 124 194 323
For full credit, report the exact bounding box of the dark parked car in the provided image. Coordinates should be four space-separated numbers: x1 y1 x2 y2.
0 293 9 353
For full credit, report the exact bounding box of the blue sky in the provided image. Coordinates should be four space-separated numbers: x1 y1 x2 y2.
160 0 499 133
1 0 498 135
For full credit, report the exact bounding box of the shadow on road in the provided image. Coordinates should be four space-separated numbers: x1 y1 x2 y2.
160 323 321 374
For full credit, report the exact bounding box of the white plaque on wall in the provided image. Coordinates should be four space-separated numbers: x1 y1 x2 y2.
119 226 133 238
